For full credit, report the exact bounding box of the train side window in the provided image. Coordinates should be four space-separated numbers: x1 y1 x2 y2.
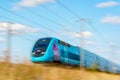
58 40 70 47
60 49 80 61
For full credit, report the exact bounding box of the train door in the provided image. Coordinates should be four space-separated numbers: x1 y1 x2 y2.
53 43 59 61
64 47 68 63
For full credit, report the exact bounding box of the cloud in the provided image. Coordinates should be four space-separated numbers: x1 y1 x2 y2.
116 50 120 54
0 22 40 35
84 40 94 45
0 37 5 42
13 0 54 10
72 31 93 38
59 29 93 39
96 1 119 8
100 15 120 24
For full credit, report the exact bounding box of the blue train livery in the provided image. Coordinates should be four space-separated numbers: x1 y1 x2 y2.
31 37 120 74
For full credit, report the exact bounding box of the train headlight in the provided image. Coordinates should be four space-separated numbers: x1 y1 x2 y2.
32 52 35 54
41 52 45 54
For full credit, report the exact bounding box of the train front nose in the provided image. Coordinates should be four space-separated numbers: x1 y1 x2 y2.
31 48 48 62
32 49 45 57
36 49 45 55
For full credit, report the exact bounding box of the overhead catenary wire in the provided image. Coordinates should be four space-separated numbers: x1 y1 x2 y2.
0 15 34 41
0 22 35 42
0 16 48 39
0 6 63 38
0 20 36 43
6 0 83 41
15 34 35 42
55 0 119 64
40 5 79 28
0 16 50 41
0 14 57 42
56 0 81 18
90 21 120 49
17 6 81 41
8 0 78 29
7 0 113 47
0 5 79 45
3 0 112 47
56 0 112 47
0 22 34 63
41 5 65 19
86 21 111 45
1 5 82 45
7 0 66 27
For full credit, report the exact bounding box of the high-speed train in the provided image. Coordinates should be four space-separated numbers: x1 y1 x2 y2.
31 37 120 74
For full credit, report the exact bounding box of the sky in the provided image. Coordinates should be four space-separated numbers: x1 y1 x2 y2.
0 0 120 64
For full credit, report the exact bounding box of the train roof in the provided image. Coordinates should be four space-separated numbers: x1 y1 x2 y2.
37 37 52 40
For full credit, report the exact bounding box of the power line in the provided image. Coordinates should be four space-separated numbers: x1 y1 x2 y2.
7 0 64 27
56 0 112 45
0 22 34 63
12 5 79 40
89 22 120 54
86 21 110 45
16 34 35 42
0 21 35 43
0 21 35 41
18 6 82 41
0 0 83 52
55 0 112 46
0 7 78 45
41 5 79 28
0 14 62 42
11 30 37 39
6 0 82 41
22 7 64 26
0 16 48 38
0 0 99 46
11 0 112 47
9 0 78 29
56 0 80 18
0 6 63 38
41 5 65 19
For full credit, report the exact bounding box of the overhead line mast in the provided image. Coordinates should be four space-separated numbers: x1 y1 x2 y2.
6 22 13 63
77 19 89 67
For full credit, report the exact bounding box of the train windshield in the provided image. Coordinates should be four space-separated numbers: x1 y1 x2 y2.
32 38 51 57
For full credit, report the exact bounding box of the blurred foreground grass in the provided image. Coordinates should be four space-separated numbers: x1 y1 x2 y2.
0 62 120 80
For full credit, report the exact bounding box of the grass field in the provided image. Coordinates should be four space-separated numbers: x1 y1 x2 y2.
0 62 120 80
